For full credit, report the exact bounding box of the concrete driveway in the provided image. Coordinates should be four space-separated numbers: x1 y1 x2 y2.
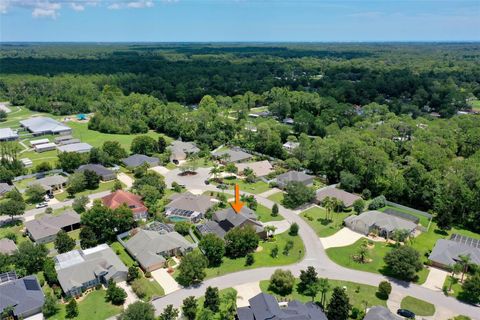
422 267 448 292
150 166 170 176
264 220 290 234
117 281 139 306
151 269 180 295
320 227 365 249
162 167 212 189
117 173 134 189
234 282 261 307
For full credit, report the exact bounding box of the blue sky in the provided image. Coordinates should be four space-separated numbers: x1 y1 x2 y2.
1 0 479 42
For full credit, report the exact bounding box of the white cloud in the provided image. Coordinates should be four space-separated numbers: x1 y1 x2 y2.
107 2 121 10
127 1 154 9
70 2 85 11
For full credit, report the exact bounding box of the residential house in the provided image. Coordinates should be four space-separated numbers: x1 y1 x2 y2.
57 142 93 153
235 160 273 177
0 273 45 319
76 164 116 181
55 244 128 297
211 148 253 163
123 229 194 272
25 210 81 244
364 306 402 320
168 140 200 164
276 170 314 188
316 187 362 208
20 116 72 136
282 141 299 152
121 154 160 168
102 190 148 220
344 210 417 238
0 238 17 255
0 183 14 197
165 192 214 223
0 128 18 141
28 174 68 195
197 206 266 239
236 292 327 320
428 237 480 270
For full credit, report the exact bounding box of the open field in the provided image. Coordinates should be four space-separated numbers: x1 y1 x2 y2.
203 231 304 279
300 206 351 237
260 278 387 310
326 238 429 284
400 296 435 316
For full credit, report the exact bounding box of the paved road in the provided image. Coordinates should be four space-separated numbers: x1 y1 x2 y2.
2 190 112 222
151 186 479 319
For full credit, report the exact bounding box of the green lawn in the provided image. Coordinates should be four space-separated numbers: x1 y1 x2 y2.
400 296 435 316
260 278 387 311
203 231 304 279
256 203 284 222
267 191 284 204
68 122 171 151
55 180 119 201
111 241 136 267
45 229 81 250
0 220 29 244
326 238 429 284
220 177 270 194
48 289 122 320
135 276 165 301
468 99 480 111
378 205 431 228
300 206 351 237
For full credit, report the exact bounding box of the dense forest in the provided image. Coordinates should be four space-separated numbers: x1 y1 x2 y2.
1 43 480 231
1 43 479 116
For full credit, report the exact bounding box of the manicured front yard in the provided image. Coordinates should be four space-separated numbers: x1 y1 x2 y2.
300 206 351 237
111 241 136 267
267 191 284 204
256 203 284 222
48 289 122 320
400 296 435 316
220 177 270 194
135 276 165 301
260 278 387 311
326 238 429 284
204 231 304 279
55 180 119 201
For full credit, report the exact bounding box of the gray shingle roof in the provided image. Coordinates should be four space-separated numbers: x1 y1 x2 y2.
240 293 327 320
276 171 314 184
168 140 200 160
76 164 116 179
344 210 417 233
0 183 14 196
197 207 263 239
28 174 67 189
364 306 402 320
124 230 194 270
55 244 128 294
166 192 214 214
25 210 80 242
0 275 44 318
428 239 480 267
316 187 362 207
211 148 253 162
0 239 17 255
235 160 273 177
122 154 159 168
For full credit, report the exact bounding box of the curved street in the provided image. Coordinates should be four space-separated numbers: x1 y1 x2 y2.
151 186 479 319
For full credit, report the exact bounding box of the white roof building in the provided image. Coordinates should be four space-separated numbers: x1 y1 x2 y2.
57 142 93 153
20 117 71 136
0 128 19 141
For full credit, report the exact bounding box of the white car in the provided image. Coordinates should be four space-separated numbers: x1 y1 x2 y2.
35 202 48 209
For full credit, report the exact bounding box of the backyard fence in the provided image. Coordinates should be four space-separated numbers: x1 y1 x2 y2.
385 200 432 218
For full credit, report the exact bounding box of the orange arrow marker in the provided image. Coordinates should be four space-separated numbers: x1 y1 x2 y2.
230 183 244 213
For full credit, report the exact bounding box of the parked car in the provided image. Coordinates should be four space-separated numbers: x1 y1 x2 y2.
35 202 48 209
397 309 415 319
204 180 210 185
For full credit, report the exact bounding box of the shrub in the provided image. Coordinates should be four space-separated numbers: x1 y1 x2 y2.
269 269 295 296
245 253 254 266
131 279 147 299
377 281 392 299
368 195 386 210
289 223 299 236
362 189 371 200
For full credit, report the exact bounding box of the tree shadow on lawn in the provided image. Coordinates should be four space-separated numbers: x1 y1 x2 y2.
318 218 333 226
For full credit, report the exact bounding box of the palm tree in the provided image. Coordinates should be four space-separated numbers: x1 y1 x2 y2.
210 164 220 180
457 254 471 283
323 196 332 221
357 240 369 263
265 225 277 238
318 278 330 309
